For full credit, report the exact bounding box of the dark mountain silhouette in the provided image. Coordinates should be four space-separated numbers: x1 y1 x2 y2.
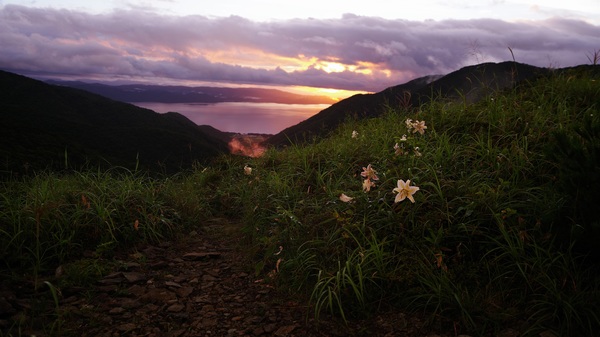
46 81 337 105
0 70 231 176
265 61 547 146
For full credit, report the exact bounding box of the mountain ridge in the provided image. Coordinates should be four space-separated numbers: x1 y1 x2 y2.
0 70 232 176
265 61 547 146
3 62 597 177
46 80 338 105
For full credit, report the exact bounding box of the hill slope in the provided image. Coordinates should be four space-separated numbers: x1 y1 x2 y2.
265 61 546 146
0 71 230 175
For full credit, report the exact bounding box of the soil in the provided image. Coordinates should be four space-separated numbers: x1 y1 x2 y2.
0 220 461 337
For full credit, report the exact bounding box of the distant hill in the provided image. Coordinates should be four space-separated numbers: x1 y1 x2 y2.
46 81 338 105
265 61 547 146
0 71 231 176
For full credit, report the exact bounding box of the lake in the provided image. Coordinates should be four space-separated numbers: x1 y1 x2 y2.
132 102 330 134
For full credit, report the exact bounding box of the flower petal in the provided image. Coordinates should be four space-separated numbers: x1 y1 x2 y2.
339 193 354 203
393 179 419 203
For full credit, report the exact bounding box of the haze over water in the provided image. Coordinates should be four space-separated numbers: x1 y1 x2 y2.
133 102 329 134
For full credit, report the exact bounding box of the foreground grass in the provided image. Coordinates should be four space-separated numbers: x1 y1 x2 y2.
0 166 225 335
237 68 600 336
1 67 599 336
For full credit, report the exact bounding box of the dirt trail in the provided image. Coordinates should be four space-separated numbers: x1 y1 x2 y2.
2 220 447 336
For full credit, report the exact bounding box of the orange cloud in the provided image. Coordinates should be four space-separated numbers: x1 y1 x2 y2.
285 85 368 101
199 47 305 70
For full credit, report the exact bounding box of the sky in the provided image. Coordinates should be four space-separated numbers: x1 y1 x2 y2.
1 0 599 99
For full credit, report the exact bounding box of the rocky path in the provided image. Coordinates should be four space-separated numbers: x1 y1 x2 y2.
2 220 450 337
61 221 331 337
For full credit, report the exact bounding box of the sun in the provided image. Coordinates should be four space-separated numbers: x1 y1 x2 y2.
317 61 346 73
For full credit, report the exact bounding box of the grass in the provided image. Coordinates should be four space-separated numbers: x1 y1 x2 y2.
1 67 600 336
237 68 600 336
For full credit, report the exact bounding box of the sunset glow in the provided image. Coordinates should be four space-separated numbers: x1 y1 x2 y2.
316 61 346 73
0 1 598 134
2 2 597 94
201 48 302 69
289 86 367 101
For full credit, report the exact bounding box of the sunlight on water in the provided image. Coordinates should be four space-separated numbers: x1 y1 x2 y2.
133 102 329 134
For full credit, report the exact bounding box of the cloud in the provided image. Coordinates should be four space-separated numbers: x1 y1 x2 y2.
1 5 598 91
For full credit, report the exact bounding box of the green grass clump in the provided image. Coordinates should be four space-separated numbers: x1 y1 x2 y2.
235 69 600 335
1 169 179 281
0 162 241 335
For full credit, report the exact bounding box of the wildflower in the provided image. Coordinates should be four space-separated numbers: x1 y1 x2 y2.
361 165 378 193
435 252 448 271
411 120 427 135
394 143 408 156
244 165 252 175
339 193 354 203
413 147 422 157
400 134 407 141
362 179 375 192
360 164 379 181
405 118 413 130
393 179 420 203
81 194 91 209
352 130 359 138
274 245 283 255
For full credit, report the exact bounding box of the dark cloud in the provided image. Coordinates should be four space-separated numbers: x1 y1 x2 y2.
1 4 598 91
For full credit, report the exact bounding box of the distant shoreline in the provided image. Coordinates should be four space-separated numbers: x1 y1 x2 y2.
132 101 328 135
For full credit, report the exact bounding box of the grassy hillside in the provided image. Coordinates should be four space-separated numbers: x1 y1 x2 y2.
0 71 230 176
239 66 600 334
1 65 599 336
266 61 546 146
